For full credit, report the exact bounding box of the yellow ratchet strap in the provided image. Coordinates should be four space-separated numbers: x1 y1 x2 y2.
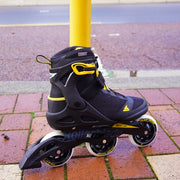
71 62 96 75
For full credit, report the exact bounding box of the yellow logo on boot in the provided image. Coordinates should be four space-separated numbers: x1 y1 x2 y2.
123 105 130 112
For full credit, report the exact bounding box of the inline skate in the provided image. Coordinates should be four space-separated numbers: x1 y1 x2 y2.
19 46 158 169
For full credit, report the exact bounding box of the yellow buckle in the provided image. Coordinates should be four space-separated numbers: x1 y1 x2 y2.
71 62 96 75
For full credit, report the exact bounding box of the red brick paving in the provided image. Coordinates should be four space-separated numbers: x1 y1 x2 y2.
0 95 17 113
149 105 174 111
0 89 179 179
108 138 154 179
0 113 31 130
15 93 42 113
42 93 48 112
24 164 64 180
73 146 92 157
139 89 172 105
0 130 29 163
67 157 109 180
151 110 180 136
173 104 180 111
161 88 180 104
34 111 46 117
172 136 180 148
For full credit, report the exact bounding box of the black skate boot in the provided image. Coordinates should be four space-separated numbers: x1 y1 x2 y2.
19 47 158 169
46 46 148 129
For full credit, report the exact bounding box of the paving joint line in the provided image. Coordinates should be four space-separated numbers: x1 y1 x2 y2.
159 89 176 104
64 164 67 180
104 157 114 180
139 148 158 180
24 112 35 152
146 152 180 156
149 110 180 150
0 128 30 132
169 137 180 151
0 115 4 127
12 95 18 113
172 104 180 113
39 93 43 112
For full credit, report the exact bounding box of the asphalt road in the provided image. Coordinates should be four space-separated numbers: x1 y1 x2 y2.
1 3 180 25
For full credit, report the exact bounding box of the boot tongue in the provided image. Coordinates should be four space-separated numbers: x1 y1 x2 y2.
50 46 95 68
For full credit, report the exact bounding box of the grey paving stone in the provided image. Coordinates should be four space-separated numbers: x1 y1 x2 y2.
147 154 180 180
0 164 22 180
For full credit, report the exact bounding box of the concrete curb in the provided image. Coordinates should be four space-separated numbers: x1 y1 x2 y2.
0 0 180 6
1 70 180 94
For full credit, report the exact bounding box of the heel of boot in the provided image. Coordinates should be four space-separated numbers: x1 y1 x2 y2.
48 85 66 113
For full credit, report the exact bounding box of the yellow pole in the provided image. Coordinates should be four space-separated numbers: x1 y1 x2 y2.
70 0 91 47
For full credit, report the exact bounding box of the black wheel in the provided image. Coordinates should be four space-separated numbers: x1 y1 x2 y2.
86 133 118 156
40 131 73 167
129 115 158 147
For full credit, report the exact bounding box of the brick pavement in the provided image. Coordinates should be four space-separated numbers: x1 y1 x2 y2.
0 88 179 180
